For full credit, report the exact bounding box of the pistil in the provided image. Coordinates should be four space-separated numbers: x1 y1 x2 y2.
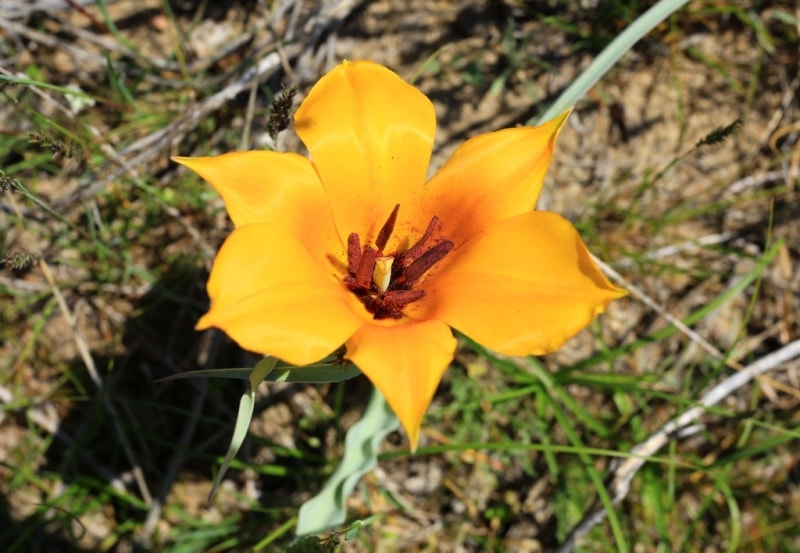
372 256 394 292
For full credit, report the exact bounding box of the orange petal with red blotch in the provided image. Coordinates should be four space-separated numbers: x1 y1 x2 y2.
197 223 363 365
411 211 626 356
417 111 569 245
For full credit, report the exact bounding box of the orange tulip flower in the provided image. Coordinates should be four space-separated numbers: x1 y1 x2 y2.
175 60 625 449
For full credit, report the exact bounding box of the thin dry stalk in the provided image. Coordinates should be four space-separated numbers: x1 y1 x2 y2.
557 339 800 553
594 254 800 399
55 0 367 209
4 188 153 505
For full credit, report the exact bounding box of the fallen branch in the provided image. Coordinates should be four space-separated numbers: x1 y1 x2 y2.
557 339 800 553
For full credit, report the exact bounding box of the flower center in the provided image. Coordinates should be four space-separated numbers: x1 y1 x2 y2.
341 204 453 320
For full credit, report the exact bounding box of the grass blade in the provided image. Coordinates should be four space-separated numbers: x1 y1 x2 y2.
535 0 690 123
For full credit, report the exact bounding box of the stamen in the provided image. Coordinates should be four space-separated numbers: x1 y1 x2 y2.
400 239 454 286
398 216 439 267
375 204 400 251
359 295 382 315
347 233 361 276
374 290 426 320
384 289 425 308
353 246 376 289
340 211 450 320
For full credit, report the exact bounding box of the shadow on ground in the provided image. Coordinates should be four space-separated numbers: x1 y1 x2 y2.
1 256 354 550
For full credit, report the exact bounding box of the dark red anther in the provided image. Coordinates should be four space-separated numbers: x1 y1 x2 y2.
347 233 361 276
375 204 400 252
338 210 451 320
353 246 377 289
384 289 426 308
398 216 439 267
400 239 454 286
373 290 427 319
359 294 382 314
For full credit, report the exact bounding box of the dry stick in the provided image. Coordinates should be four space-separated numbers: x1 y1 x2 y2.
0 19 109 67
41 259 152 504
239 0 279 150
283 0 305 41
594 253 735 364
612 231 735 268
0 274 151 296
0 63 216 258
593 253 800 399
556 338 800 553
725 167 800 195
240 60 262 150
57 0 366 209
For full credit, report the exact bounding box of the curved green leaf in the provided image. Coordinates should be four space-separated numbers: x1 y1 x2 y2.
296 388 399 535
155 367 255 382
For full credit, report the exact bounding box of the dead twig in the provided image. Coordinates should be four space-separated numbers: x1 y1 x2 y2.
56 0 367 209
594 254 800 399
556 339 800 553
612 232 736 268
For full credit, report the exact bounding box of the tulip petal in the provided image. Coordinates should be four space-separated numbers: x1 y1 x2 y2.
198 224 364 366
418 111 569 245
411 212 626 356
174 152 341 259
294 60 436 246
345 319 456 450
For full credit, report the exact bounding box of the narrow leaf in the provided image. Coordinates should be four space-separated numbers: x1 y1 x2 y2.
207 357 277 502
535 0 689 123
155 362 361 384
155 367 255 382
268 364 361 383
